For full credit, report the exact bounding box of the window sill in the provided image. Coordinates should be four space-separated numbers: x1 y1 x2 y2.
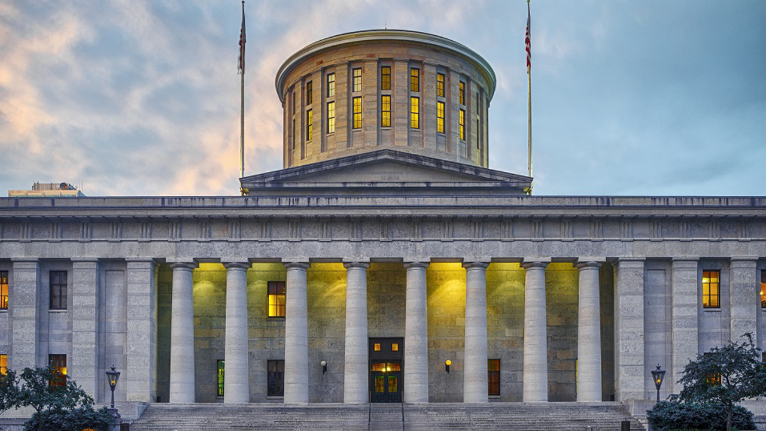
703 308 721 313
489 395 501 400
49 309 68 313
266 396 284 401
0 309 7 313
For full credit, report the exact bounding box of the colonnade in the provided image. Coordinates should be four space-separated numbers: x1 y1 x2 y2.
166 259 606 404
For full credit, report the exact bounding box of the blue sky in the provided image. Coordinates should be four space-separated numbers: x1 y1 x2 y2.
0 0 764 196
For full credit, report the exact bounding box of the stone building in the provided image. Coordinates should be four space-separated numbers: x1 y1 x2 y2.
0 30 764 422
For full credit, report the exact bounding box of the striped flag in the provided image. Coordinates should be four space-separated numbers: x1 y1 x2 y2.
525 2 531 74
238 2 246 74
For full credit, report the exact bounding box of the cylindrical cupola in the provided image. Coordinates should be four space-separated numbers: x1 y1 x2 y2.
275 30 496 169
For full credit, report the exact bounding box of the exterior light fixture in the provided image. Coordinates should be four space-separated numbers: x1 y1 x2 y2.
651 364 666 403
320 360 327 374
105 365 121 426
445 360 452 374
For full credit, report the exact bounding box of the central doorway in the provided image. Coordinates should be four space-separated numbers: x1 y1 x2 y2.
369 337 403 403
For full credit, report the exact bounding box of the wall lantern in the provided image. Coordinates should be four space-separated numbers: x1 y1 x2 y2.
651 364 666 403
445 360 452 374
320 360 327 374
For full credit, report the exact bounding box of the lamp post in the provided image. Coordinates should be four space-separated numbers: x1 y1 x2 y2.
106 365 121 429
651 364 666 403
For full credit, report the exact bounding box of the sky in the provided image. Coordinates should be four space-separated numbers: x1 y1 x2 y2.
0 0 764 197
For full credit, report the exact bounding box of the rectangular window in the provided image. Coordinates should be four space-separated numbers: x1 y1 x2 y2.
381 66 391 90
437 73 445 97
267 360 285 396
50 271 67 310
0 271 7 310
761 270 765 308
292 119 297 149
353 97 362 129
459 81 465 105
327 101 336 133
374 343 381 352
306 81 312 105
459 109 466 141
306 109 313 141
381 95 391 127
353 68 362 92
0 354 6 375
488 359 500 396
391 343 399 352
217 360 225 397
410 68 419 92
410 97 419 129
476 118 480 148
702 270 720 309
292 91 296 114
437 101 445 134
49 354 66 386
327 73 335 98
268 281 286 318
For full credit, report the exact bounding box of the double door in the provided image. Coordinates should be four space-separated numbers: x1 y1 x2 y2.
369 338 403 403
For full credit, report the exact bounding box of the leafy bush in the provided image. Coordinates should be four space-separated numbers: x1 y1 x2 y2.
24 406 114 431
647 400 755 431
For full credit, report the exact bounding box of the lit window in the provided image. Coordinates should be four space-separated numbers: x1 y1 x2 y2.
459 81 465 105
327 73 335 98
410 97 419 129
50 271 67 310
488 359 500 396
459 109 465 141
374 343 381 352
353 68 362 92
437 101 445 133
217 360 225 397
392 343 399 352
410 68 419 92
702 270 720 309
49 354 66 386
381 95 391 127
703 353 721 385
267 360 284 396
0 355 6 375
353 97 362 129
761 270 765 308
0 271 7 310
327 101 335 133
306 81 312 105
306 109 313 141
381 66 391 90
437 73 445 97
268 281 286 318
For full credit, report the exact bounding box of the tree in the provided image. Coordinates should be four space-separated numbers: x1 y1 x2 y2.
0 367 113 431
674 333 766 431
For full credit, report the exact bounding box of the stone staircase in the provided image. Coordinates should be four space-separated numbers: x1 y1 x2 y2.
128 402 645 431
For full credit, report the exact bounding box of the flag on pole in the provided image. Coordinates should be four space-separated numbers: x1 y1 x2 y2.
525 2 531 74
238 2 246 74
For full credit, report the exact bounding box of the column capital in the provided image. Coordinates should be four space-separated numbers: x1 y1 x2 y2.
521 260 549 270
575 261 602 270
125 257 158 264
404 261 430 269
169 261 197 270
283 260 310 269
10 257 38 264
222 261 251 270
730 257 759 264
343 258 370 269
71 258 99 269
70 257 99 263
462 261 489 270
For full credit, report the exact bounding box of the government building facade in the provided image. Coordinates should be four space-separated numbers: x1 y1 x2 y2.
0 30 764 426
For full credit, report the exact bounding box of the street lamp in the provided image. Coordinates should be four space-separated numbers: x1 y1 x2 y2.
651 364 666 403
106 365 121 427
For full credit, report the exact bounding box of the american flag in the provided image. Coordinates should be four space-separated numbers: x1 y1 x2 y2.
238 2 246 74
525 3 531 74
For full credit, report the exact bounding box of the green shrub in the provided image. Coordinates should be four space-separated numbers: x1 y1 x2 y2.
24 406 114 431
647 401 755 431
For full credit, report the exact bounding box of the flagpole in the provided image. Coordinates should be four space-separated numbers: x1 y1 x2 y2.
526 0 533 195
239 1 246 194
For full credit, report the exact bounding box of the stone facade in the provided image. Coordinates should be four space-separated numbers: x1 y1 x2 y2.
0 30 764 424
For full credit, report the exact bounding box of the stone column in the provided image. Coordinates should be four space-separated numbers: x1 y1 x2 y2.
284 261 310 404
463 261 488 403
522 260 549 402
613 258 645 402
404 262 429 403
729 258 758 342
169 261 196 403
224 262 251 403
10 259 39 370
343 261 369 404
126 259 157 403
671 258 699 394
71 259 100 399
576 260 602 402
